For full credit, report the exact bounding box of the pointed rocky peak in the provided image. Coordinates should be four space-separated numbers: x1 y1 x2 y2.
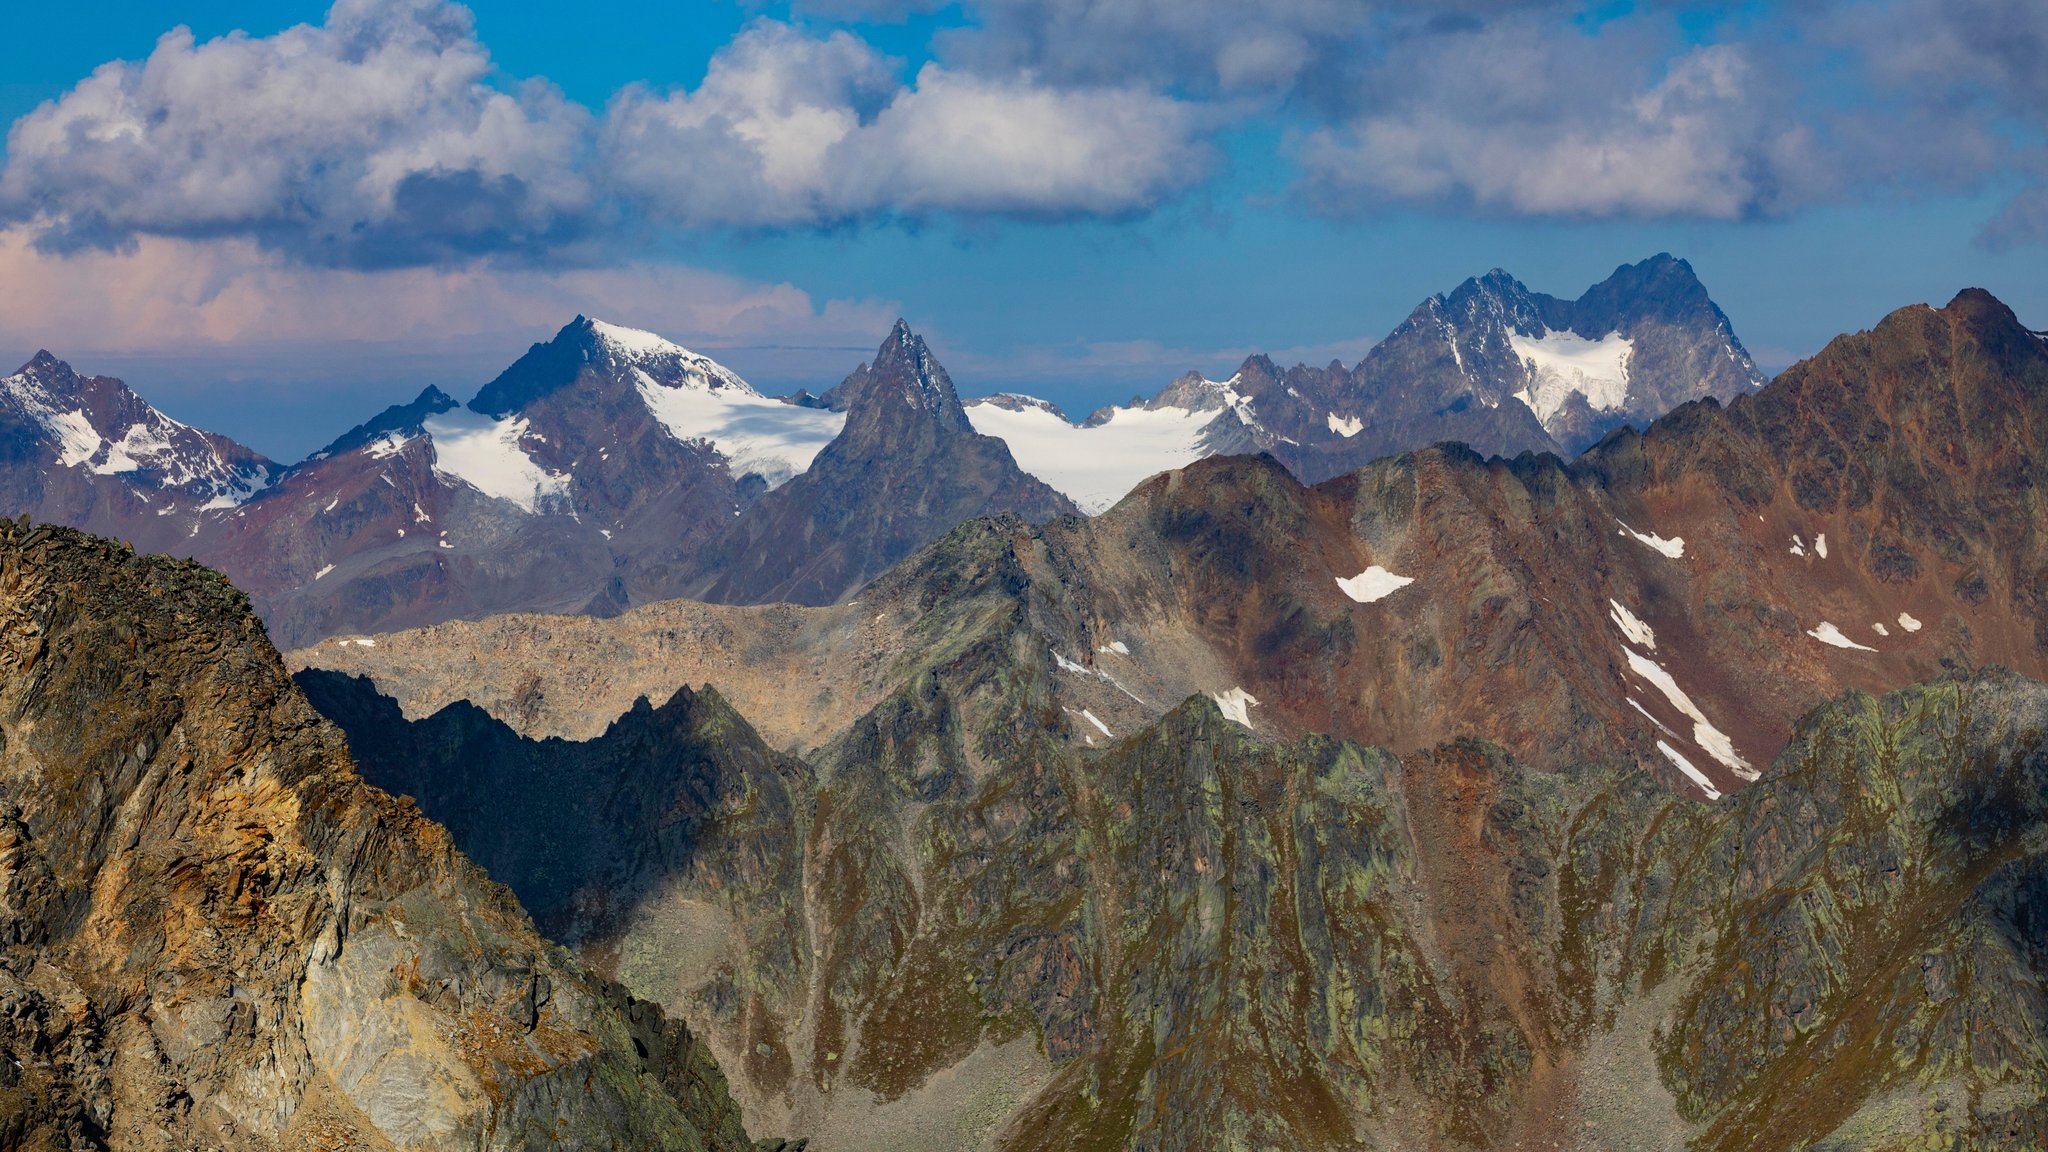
312 385 460 460
833 320 973 437
470 317 605 416
472 316 757 419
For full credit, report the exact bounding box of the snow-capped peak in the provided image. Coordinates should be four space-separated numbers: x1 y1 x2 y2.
587 318 680 358
1 353 273 507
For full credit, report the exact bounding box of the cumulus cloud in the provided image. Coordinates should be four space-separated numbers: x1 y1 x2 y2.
1292 26 1830 220
602 21 1211 228
0 0 599 266
5 0 2048 263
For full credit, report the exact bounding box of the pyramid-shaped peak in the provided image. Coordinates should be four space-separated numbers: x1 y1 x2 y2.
18 350 71 377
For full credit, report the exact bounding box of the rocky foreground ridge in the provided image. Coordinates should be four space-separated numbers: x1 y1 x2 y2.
306 636 2048 1150
289 289 2048 1148
0 518 773 1150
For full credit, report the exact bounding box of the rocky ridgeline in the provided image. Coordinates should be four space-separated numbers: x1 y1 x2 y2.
0 517 774 1150
310 614 2048 1149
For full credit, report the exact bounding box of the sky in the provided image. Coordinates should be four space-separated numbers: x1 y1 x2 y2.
1 0 2045 460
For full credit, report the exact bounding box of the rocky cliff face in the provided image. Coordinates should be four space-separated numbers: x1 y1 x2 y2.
677 321 1078 606
306 633 2048 1150
0 518 764 1151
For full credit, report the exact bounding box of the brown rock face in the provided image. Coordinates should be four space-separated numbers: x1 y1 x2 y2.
0 519 761 1150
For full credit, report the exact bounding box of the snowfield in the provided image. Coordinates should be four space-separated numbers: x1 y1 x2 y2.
423 411 571 513
1622 645 1756 780
1210 687 1258 729
964 390 1247 515
1807 621 1877 652
1618 519 1685 558
1509 329 1633 426
1336 566 1415 603
633 368 845 489
1656 740 1722 801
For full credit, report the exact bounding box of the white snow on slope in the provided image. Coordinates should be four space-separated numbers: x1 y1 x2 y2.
365 432 413 460
1807 622 1877 651
1873 622 1890 637
3 367 269 504
1079 709 1113 738
965 395 1242 515
589 319 679 357
46 410 101 466
1617 519 1684 558
632 368 844 489
1097 640 1130 655
1815 533 1828 559
1608 599 1656 649
423 411 570 513
1210 686 1258 729
1337 566 1415 603
1657 740 1722 801
1327 413 1363 438
1898 612 1923 632
1622 645 1756 781
1509 330 1634 426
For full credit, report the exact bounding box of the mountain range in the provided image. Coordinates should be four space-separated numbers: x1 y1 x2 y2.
279 286 2048 1148
0 254 1760 647
7 261 2043 1150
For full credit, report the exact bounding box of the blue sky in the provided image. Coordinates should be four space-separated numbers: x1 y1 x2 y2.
2 0 2045 460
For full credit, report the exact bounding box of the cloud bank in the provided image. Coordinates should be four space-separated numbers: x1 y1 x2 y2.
1 0 2045 277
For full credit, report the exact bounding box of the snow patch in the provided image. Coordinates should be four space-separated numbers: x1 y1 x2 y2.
633 366 843 489
1656 741 1722 801
1608 599 1656 649
314 564 334 581
1789 535 1806 557
1097 640 1130 655
1814 533 1828 559
322 497 339 513
1508 329 1634 427
364 432 413 460
423 411 570 513
1872 622 1890 637
45 410 102 466
1621 645 1756 781
1806 621 1876 652
965 390 1252 515
1897 612 1923 632
589 319 680 357
1210 687 1258 729
1617 520 1684 558
1336 566 1415 603
1327 413 1363 438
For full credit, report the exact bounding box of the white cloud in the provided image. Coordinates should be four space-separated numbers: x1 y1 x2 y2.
603 21 1210 228
0 0 596 266
1296 33 1826 220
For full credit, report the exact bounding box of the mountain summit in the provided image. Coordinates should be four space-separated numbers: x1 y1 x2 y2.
677 321 1079 605
964 254 1765 506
